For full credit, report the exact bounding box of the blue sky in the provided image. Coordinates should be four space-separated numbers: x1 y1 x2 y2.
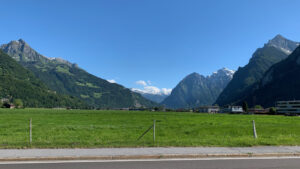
1 0 300 94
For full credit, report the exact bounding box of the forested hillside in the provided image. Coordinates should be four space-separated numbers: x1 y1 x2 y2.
0 50 88 108
1 39 157 108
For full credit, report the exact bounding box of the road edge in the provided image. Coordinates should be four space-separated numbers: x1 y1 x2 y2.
1 153 300 161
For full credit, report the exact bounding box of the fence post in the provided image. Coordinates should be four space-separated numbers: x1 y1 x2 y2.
153 120 156 143
30 118 32 144
252 120 257 139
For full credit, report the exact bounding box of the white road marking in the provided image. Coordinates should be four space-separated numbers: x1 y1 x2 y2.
0 156 300 165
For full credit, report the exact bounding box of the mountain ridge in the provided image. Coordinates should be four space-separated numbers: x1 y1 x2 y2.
242 45 300 107
1 39 157 108
215 35 299 106
0 49 87 108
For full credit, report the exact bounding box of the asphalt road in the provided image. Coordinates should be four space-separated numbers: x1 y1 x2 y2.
0 158 299 169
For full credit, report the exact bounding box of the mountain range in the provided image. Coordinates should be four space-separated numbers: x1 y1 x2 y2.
215 35 300 106
161 68 235 109
1 34 299 109
0 39 157 108
0 50 87 108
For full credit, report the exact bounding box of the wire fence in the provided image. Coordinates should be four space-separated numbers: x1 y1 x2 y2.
0 117 298 148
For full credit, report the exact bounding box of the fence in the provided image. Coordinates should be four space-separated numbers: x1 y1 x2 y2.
0 110 298 148
0 118 265 148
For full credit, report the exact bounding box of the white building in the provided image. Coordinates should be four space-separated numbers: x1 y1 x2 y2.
222 106 243 113
198 106 220 113
276 100 300 114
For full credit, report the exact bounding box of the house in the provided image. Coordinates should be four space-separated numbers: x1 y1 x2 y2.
222 106 243 113
248 108 268 114
0 98 9 103
176 108 192 112
198 106 220 113
276 100 300 115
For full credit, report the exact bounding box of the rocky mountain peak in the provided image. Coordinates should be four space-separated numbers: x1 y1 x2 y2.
8 39 29 48
218 67 235 74
266 34 300 54
17 38 26 44
0 39 77 67
210 68 235 78
272 34 285 40
0 39 45 62
180 72 203 82
187 72 201 77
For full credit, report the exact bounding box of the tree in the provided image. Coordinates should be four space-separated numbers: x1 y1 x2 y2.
254 105 263 109
242 101 248 113
13 99 23 108
269 107 276 114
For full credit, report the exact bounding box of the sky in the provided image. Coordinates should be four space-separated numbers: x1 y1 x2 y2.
1 0 300 95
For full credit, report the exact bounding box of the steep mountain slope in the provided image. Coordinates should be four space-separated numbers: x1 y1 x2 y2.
1 39 156 108
242 46 300 107
0 50 87 108
215 35 299 106
161 68 234 109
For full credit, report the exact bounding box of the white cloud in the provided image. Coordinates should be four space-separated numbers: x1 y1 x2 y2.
144 86 161 95
132 80 172 95
107 79 116 83
161 88 172 95
136 80 147 86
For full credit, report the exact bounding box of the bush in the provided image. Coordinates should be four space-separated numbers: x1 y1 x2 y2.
255 105 263 109
269 107 276 114
13 99 23 108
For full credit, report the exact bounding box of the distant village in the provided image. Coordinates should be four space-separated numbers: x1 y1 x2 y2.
113 100 300 116
1 97 300 116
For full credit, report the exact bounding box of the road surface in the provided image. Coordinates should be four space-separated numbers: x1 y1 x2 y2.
0 158 299 169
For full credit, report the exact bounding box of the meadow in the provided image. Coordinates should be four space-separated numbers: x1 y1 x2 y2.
0 108 299 148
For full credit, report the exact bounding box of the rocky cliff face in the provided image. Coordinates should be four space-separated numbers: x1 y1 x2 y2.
1 39 49 63
266 34 300 54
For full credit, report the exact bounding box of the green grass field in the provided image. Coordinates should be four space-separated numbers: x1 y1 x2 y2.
0 108 299 148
